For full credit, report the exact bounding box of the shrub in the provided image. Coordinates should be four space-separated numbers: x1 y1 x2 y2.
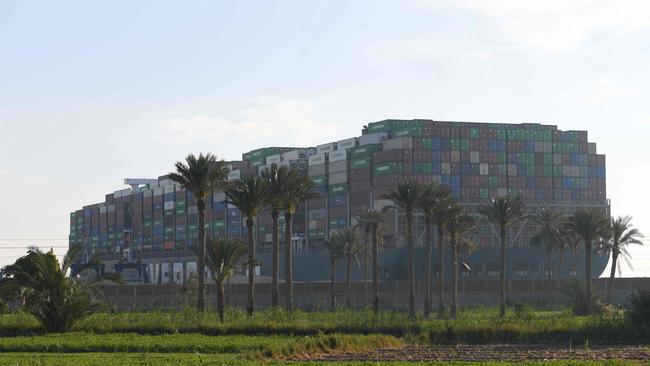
561 280 605 316
626 290 650 337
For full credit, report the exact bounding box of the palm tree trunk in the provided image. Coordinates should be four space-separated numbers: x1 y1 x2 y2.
606 252 617 303
246 216 256 316
499 225 507 317
271 210 279 308
451 233 458 319
331 258 336 311
437 225 445 319
372 223 379 315
197 199 206 312
363 225 370 306
546 249 552 286
424 217 433 318
284 212 293 312
347 246 352 308
407 213 415 318
585 236 593 315
217 280 225 322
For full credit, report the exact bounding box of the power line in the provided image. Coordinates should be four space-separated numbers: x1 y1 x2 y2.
0 246 69 249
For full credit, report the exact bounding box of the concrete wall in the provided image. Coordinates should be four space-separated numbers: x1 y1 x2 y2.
98 277 650 311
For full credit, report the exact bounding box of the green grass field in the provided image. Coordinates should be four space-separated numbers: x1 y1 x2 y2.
0 308 643 365
0 354 642 366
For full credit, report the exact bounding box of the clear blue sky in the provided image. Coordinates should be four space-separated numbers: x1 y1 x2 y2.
1 0 648 274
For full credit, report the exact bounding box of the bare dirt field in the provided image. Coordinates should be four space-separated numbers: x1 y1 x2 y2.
293 345 650 362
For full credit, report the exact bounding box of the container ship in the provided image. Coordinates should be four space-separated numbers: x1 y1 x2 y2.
69 120 609 284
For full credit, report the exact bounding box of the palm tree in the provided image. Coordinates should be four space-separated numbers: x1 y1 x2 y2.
202 238 247 322
353 211 372 306
357 209 385 315
566 209 610 315
260 164 289 308
478 195 525 317
169 153 228 312
599 216 643 303
0 245 121 332
445 208 475 318
224 175 269 316
529 208 566 284
280 171 318 312
380 178 424 318
418 183 453 318
324 236 345 310
431 186 455 318
331 228 362 308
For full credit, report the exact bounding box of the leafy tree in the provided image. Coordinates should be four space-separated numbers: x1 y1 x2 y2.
279 171 318 312
529 208 567 283
566 208 610 315
224 175 270 316
418 183 454 318
169 153 228 312
356 209 385 315
445 208 475 318
0 245 121 333
330 228 362 308
478 195 525 317
599 216 644 303
202 238 247 322
324 236 345 311
380 178 424 318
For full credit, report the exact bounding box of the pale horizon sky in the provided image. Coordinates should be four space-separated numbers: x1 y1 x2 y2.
0 0 649 275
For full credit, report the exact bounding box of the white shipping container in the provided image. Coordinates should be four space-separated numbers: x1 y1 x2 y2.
282 150 299 161
588 143 597 154
309 220 317 230
164 185 175 194
470 151 480 164
308 165 326 177
480 163 489 176
336 137 357 150
266 154 281 165
213 192 226 202
154 188 164 196
383 136 413 150
359 132 388 146
317 143 335 154
228 170 241 181
329 171 347 185
309 153 326 165
329 160 347 173
164 201 175 210
329 150 347 162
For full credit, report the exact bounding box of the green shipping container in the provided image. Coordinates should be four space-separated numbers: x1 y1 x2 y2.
311 175 327 186
329 183 347 195
373 162 401 176
351 157 370 169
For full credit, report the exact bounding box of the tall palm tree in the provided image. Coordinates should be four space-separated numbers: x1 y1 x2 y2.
202 238 247 322
357 209 385 315
566 208 610 315
331 228 362 308
445 208 475 318
380 179 424 318
169 153 228 312
418 182 452 317
431 186 455 318
324 236 345 310
260 164 289 308
0 245 121 332
478 195 525 317
599 216 643 303
224 175 269 316
529 208 566 284
353 211 372 306
280 171 318 312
